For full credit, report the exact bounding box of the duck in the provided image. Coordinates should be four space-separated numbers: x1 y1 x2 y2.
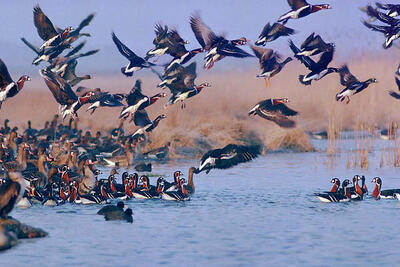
0 59 30 109
132 175 161 199
160 178 190 201
67 180 80 203
289 39 338 85
376 2 400 18
248 98 298 128
316 179 351 203
119 80 166 120
0 171 26 218
190 14 252 69
42 183 59 206
250 45 292 88
348 175 365 200
162 171 183 192
40 69 91 120
296 33 334 57
111 32 154 77
335 65 377 104
197 144 261 174
132 110 166 139
371 177 400 199
363 6 400 49
104 208 133 223
255 22 296 46
278 0 331 24
388 77 400 99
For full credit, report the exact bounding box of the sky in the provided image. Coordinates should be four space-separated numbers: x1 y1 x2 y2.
0 0 396 76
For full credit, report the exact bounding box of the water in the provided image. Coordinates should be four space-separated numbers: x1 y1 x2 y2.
2 137 400 266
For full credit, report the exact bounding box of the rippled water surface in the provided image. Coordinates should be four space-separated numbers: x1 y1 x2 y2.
2 137 400 266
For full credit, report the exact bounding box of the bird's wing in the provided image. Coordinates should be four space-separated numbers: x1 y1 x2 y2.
338 65 358 86
65 41 86 57
301 32 315 49
256 109 296 128
362 20 391 33
217 144 261 169
218 45 253 58
182 62 197 88
111 32 142 61
20 38 40 54
275 103 299 116
315 47 334 70
367 5 399 25
190 14 218 50
272 23 296 36
41 70 77 104
288 0 309 10
133 109 152 127
33 5 59 41
74 13 95 34
126 80 145 105
259 22 271 38
289 40 316 70
0 59 14 89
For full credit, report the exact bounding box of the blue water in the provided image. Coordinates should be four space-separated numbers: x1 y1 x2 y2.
2 136 400 266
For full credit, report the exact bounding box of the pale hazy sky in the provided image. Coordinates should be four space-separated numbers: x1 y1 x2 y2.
0 0 395 75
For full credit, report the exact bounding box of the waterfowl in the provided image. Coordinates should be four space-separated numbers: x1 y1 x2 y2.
0 59 30 109
248 98 298 128
145 24 171 60
132 175 161 199
79 191 108 205
297 33 334 57
329 178 340 193
363 5 400 49
160 178 190 201
255 22 296 46
163 63 211 109
349 175 365 200
104 208 133 223
119 80 166 120
316 179 351 203
111 32 154 77
163 171 183 192
79 88 124 114
376 2 400 18
250 45 292 88
190 14 252 69
0 172 26 218
132 110 166 139
278 0 331 24
335 65 378 104
371 177 400 199
388 77 400 99
135 163 152 172
197 144 261 174
184 167 196 195
289 39 338 85
141 143 170 160
40 69 91 120
42 183 59 206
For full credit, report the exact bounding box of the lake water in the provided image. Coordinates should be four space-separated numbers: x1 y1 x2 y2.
2 133 400 266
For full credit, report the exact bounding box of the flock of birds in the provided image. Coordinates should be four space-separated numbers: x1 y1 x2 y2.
0 1 400 222
316 175 400 202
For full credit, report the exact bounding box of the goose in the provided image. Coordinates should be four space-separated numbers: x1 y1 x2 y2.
104 208 133 223
376 2 400 18
296 33 334 57
371 177 400 199
132 110 166 139
0 171 26 218
79 88 124 114
316 179 351 203
255 22 296 46
278 0 331 24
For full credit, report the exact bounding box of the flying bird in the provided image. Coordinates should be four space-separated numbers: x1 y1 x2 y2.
255 22 296 46
278 0 331 24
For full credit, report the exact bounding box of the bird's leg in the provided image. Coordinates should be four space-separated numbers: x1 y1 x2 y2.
346 96 350 104
264 78 271 88
153 56 160 63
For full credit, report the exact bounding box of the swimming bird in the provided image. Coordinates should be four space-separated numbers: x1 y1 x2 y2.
97 201 127 215
348 175 365 200
329 178 341 193
40 69 90 120
248 98 298 128
335 65 377 104
111 32 154 77
132 110 166 139
289 40 338 85
250 45 292 88
190 13 252 69
388 77 400 99
197 144 261 174
255 22 296 46
296 32 335 57
315 179 351 203
160 177 190 201
132 175 161 199
371 177 400 199
119 80 166 120
278 0 331 24
0 59 30 109
104 208 133 223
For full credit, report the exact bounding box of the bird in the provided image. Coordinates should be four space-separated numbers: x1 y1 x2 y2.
134 163 152 172
132 110 166 139
255 22 296 46
163 63 211 109
296 32 335 57
119 80 166 120
145 24 176 60
315 179 351 203
248 98 298 128
159 177 190 201
371 177 400 200
278 0 331 24
335 65 378 104
104 208 133 223
388 77 400 99
289 40 338 85
0 172 26 219
375 2 400 18
190 13 252 69
131 176 161 199
78 88 124 114
250 45 292 88
363 5 400 49
197 144 261 174
0 59 30 109
40 69 90 120
111 32 154 77
328 178 341 193
348 175 365 200
396 63 400 76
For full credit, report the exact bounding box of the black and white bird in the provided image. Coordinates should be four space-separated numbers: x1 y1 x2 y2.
248 98 298 128
315 179 352 203
289 40 338 85
0 59 30 109
296 32 335 57
79 88 124 114
371 177 400 200
375 2 400 18
112 32 154 77
255 22 296 46
132 110 166 139
335 65 378 104
388 77 400 99
278 0 331 24
196 144 261 174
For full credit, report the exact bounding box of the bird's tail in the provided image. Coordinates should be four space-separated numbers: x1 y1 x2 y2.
299 75 312 86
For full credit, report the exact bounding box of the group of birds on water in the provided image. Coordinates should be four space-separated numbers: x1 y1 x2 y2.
1 1 400 222
316 175 400 203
